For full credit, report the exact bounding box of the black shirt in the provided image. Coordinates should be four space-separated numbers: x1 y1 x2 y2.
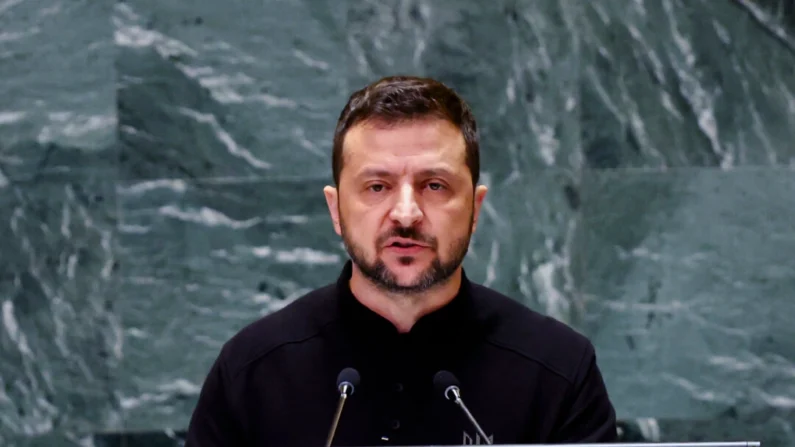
185 261 617 446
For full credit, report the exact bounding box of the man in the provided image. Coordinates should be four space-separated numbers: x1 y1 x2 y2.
185 75 617 446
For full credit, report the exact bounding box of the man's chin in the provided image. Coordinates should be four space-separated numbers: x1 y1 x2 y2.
368 258 434 291
381 254 431 272
387 269 426 287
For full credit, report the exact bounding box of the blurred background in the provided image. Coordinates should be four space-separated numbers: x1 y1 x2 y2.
1 0 794 445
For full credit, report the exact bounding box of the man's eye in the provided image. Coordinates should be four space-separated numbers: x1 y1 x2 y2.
427 182 444 191
369 184 385 192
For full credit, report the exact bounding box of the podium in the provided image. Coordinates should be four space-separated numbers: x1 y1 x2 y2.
369 444 761 447
504 443 760 447
406 444 762 447
91 431 763 446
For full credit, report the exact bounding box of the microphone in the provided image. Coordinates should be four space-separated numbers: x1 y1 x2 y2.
325 367 361 447
433 370 492 445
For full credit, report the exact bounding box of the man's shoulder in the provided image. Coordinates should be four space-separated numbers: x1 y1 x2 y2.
470 282 594 385
217 282 339 376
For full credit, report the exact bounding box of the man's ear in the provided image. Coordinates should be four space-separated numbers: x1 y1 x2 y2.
323 185 342 236
471 184 488 233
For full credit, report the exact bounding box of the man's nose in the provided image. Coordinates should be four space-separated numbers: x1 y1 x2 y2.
389 183 423 227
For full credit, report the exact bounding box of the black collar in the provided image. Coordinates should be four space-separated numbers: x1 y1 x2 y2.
333 260 482 385
335 260 478 345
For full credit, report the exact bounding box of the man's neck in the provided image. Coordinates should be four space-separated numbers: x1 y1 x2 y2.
348 267 462 333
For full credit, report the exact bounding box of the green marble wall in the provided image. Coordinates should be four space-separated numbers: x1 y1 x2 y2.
1 0 794 445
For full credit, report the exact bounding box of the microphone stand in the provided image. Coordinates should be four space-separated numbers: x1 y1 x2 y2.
326 382 353 447
446 385 492 445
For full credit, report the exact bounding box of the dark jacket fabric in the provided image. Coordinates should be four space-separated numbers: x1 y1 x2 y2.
185 261 617 446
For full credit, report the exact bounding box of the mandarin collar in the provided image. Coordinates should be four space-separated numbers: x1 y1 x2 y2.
335 260 477 342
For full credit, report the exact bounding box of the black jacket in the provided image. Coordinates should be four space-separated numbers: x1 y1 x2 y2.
186 261 617 446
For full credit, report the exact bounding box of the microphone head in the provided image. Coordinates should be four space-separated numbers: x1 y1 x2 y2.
433 370 460 400
337 367 361 395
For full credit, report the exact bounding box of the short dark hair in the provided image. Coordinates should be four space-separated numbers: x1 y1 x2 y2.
332 75 479 188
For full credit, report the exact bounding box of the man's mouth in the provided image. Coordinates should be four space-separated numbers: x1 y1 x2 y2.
384 239 429 253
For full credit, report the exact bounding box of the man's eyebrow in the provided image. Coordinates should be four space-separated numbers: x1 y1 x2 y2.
354 166 458 179
418 167 458 178
355 168 393 179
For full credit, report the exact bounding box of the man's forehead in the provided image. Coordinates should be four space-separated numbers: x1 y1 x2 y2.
343 119 467 168
349 117 459 137
346 151 467 181
353 164 459 180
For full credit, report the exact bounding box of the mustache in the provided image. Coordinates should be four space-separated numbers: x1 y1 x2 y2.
377 227 436 247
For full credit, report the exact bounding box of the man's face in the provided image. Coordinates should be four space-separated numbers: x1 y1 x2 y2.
324 118 488 295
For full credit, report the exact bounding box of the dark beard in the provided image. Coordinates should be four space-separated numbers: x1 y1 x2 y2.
339 212 473 295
